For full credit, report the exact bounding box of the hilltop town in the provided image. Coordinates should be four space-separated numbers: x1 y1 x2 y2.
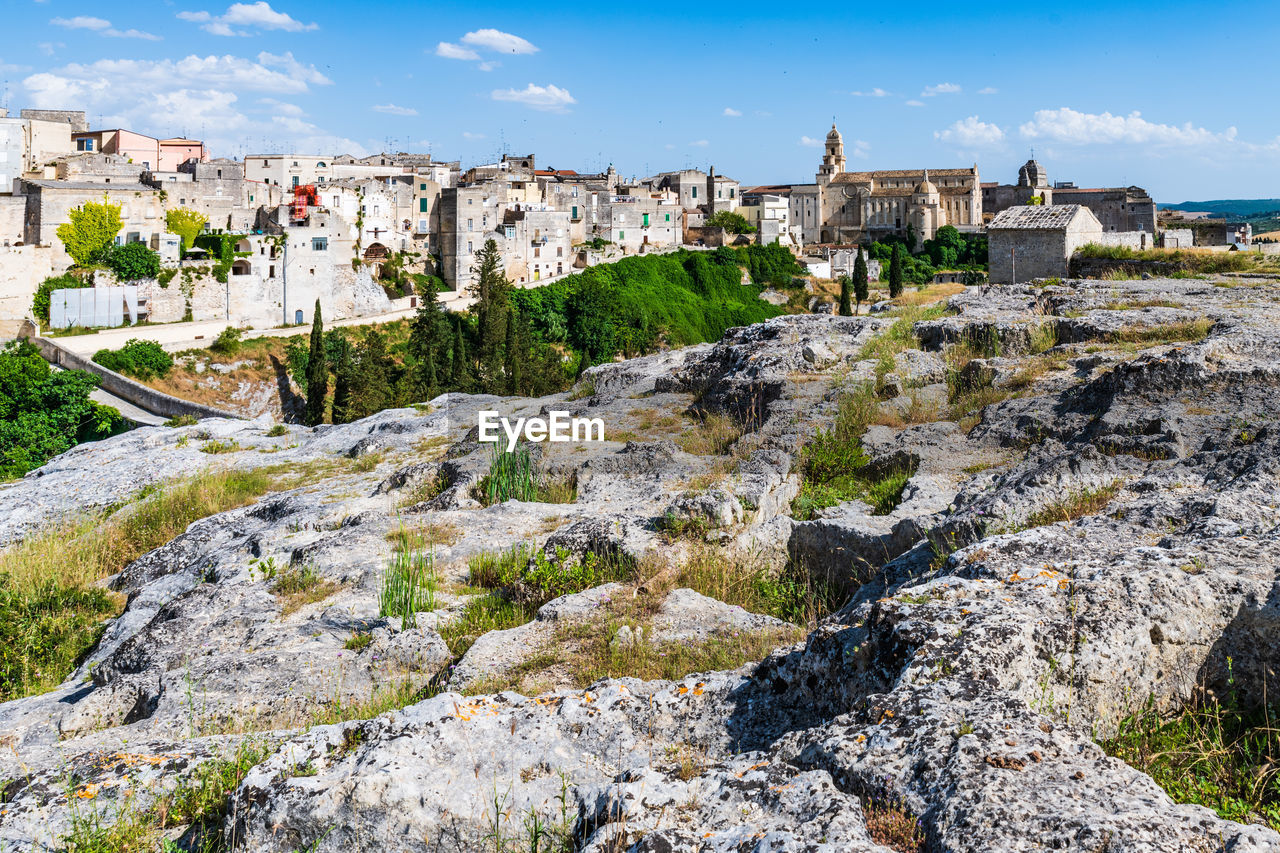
5 99 1280 853
3 109 1265 340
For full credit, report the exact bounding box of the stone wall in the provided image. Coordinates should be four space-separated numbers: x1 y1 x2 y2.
29 336 241 420
1092 231 1152 250
989 229 1068 283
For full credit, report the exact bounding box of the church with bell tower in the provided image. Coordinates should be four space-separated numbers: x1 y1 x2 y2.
811 122 983 245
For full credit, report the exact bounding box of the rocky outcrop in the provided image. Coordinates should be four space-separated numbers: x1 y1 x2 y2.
4 277 1280 851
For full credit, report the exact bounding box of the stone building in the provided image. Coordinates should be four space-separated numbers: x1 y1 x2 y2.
17 179 167 266
813 124 982 244
0 112 75 193
982 160 1156 234
987 204 1102 284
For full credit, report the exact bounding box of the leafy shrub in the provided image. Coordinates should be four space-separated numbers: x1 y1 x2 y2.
93 339 174 380
266 424 288 437
478 442 537 504
209 325 243 356
163 414 198 427
106 242 161 281
0 341 122 480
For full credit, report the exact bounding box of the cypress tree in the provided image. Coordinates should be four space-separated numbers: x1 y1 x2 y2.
330 337 354 424
450 318 468 390
355 327 392 417
470 239 510 384
423 350 438 400
853 247 870 314
408 281 446 400
504 308 522 395
304 300 327 426
838 276 852 316
888 243 904 299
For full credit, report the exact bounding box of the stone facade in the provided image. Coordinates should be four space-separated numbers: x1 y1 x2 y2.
984 160 1156 234
19 179 167 267
815 124 982 244
987 204 1103 284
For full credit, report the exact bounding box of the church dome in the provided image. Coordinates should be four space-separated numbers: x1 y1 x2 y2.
827 123 842 141
915 178 938 194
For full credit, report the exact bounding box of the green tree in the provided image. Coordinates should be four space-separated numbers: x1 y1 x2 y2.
106 242 161 281
0 341 122 480
304 301 327 426
504 308 523 395
450 317 470 390
853 247 870 314
353 327 393 418
838 276 852 316
889 243 904 299
567 274 617 365
469 239 511 384
705 210 757 234
408 284 448 400
164 208 208 253
328 335 355 424
56 199 124 266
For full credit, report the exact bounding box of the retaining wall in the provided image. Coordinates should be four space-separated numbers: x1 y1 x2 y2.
28 336 242 421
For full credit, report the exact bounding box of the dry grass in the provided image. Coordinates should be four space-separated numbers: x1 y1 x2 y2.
888 280 965 307
0 468 276 700
676 411 746 456
1108 319 1212 345
1023 482 1123 529
272 564 341 617
387 520 462 549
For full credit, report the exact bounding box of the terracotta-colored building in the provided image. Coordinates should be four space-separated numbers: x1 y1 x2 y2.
71 128 161 170
159 137 207 171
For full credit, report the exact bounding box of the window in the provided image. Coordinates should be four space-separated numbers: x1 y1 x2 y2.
292 176 299 187
467 241 473 252
420 183 427 191
76 138 94 151
179 198 186 206
571 205 578 219
269 265 275 278
692 186 697 199
263 160 269 167
642 213 649 227
419 198 428 213
534 247 540 258
418 219 427 231
467 218 473 231
312 237 328 251
217 169 222 179
618 231 625 240
665 214 670 222
556 247 562 257
730 188 735 199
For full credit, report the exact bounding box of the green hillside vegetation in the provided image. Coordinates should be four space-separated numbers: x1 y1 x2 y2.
1160 199 1280 218
511 246 784 362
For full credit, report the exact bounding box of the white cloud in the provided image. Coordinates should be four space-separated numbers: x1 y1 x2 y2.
0 59 32 73
722 107 742 117
372 103 417 116
851 139 871 159
664 143 675 150
462 131 485 140
257 97 303 116
852 87 889 97
38 42 64 56
689 139 708 147
177 2 317 36
935 115 1005 147
490 82 574 112
21 53 350 158
799 136 822 147
256 51 331 85
905 100 925 108
476 61 499 72
435 42 479 60
52 17 160 39
1018 107 1235 147
461 29 537 55
922 82 962 97
51 16 110 30
978 87 998 95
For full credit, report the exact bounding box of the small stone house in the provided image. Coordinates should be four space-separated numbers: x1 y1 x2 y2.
987 204 1102 284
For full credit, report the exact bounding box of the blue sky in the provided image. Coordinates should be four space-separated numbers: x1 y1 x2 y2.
5 0 1278 200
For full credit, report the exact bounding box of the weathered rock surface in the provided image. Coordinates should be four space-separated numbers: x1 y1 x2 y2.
3 278 1280 851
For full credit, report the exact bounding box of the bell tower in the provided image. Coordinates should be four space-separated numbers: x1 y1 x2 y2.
817 122 846 186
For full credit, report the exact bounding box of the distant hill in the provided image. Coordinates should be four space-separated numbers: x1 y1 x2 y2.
1159 199 1280 218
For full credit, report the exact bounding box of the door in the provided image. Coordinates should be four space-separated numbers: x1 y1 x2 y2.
295 309 304 324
